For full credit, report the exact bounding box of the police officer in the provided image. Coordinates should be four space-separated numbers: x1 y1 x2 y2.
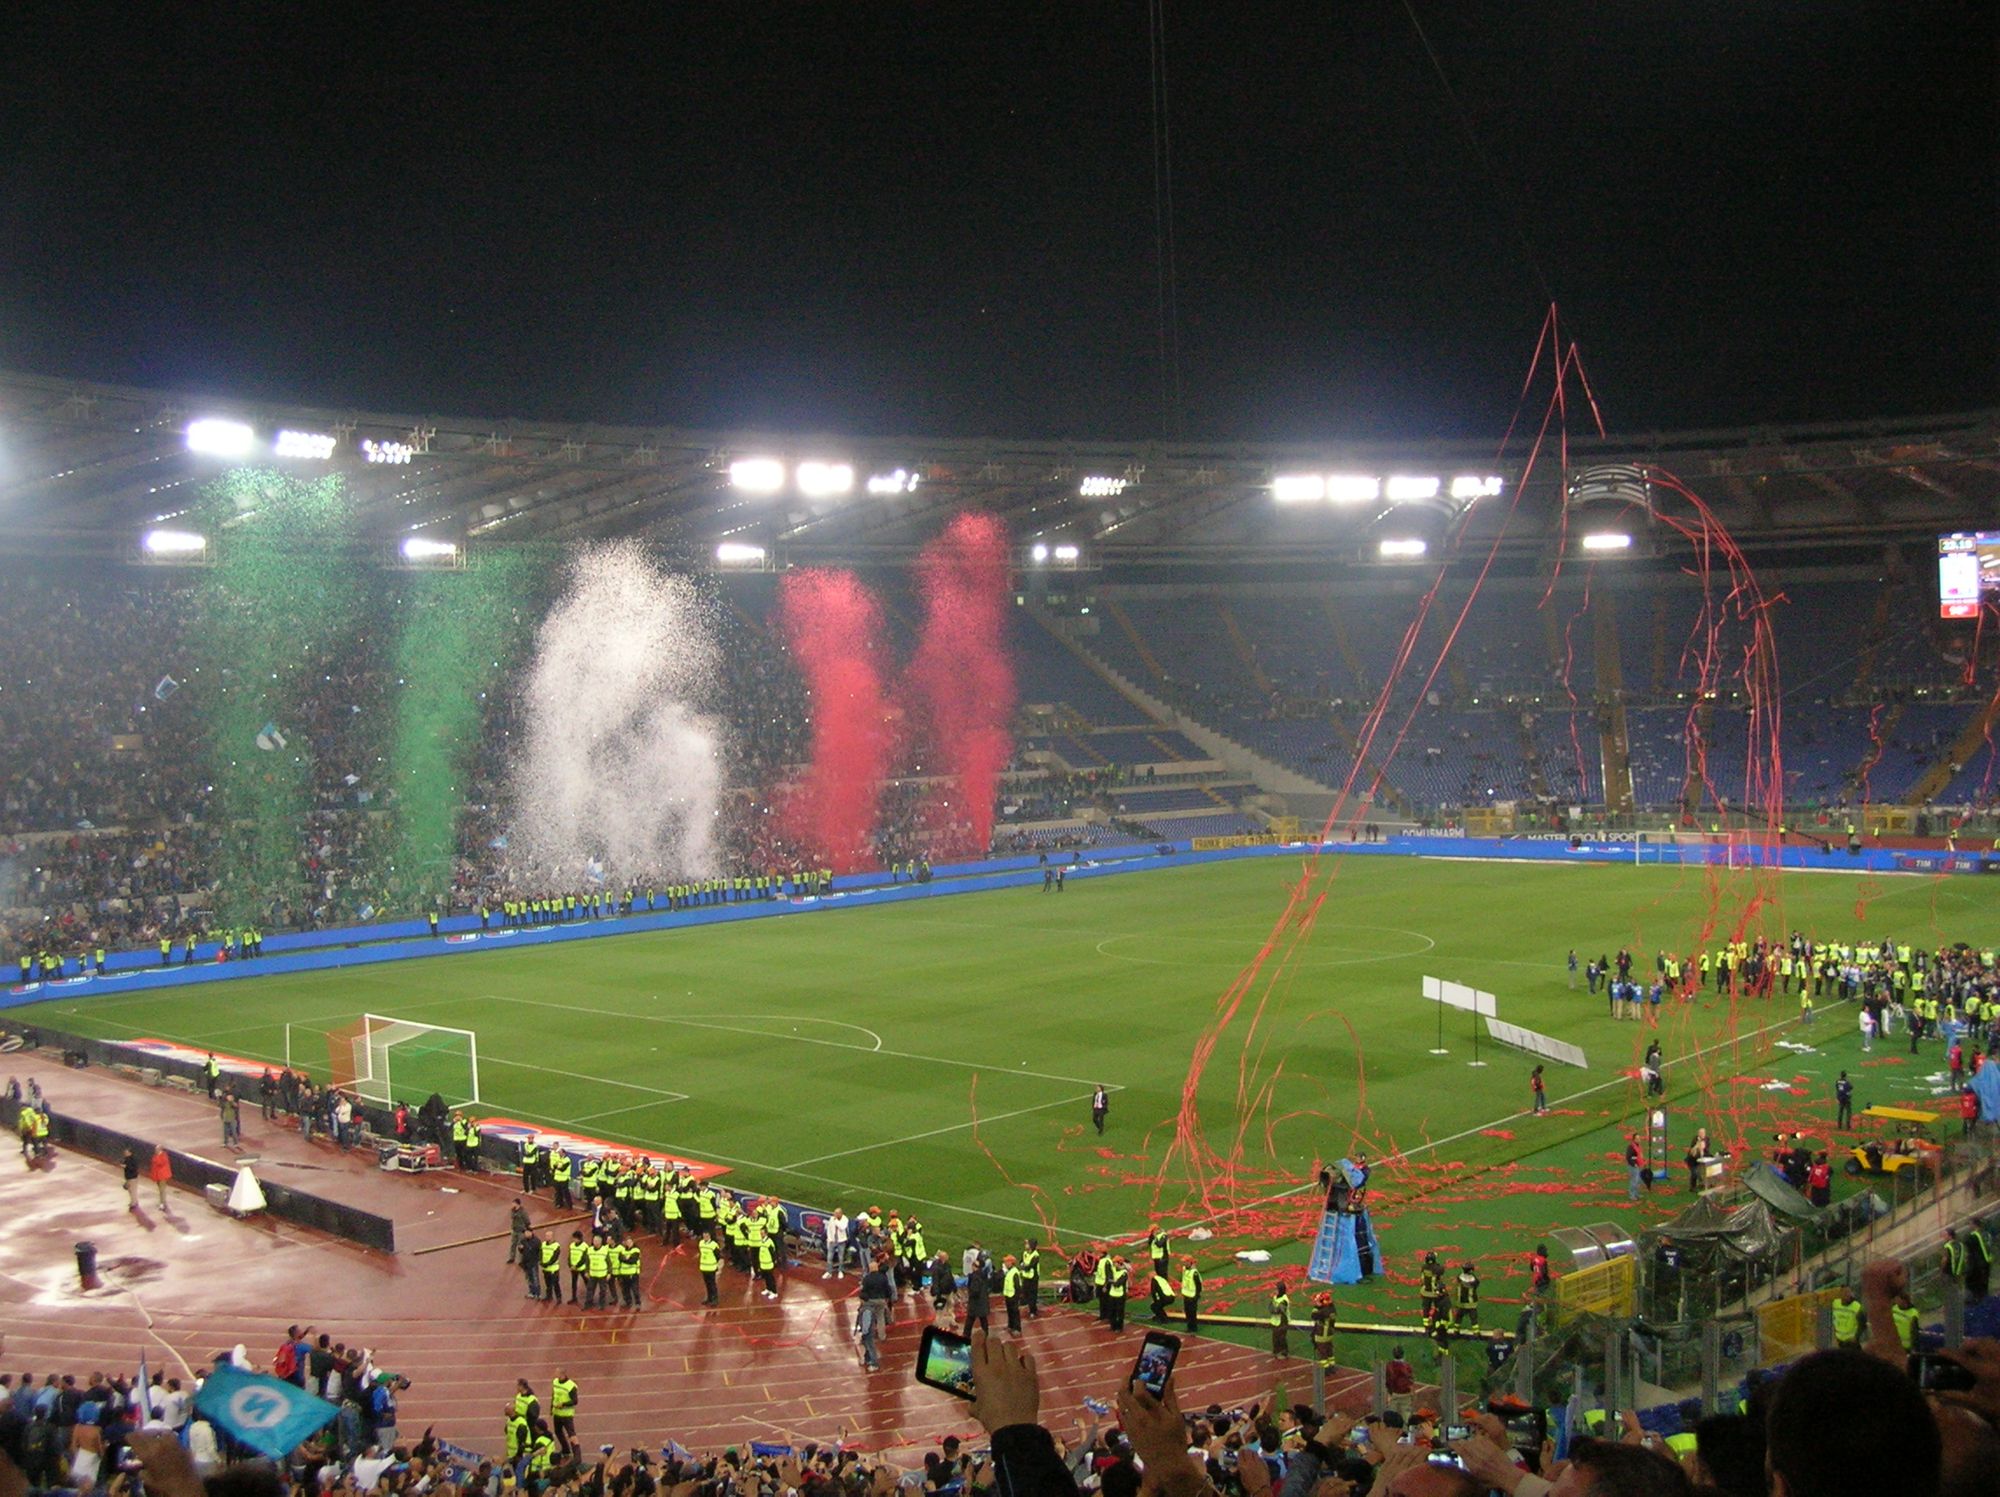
504 1403 532 1477
538 1233 562 1302
521 1229 544 1299
1179 1257 1203 1333
1104 1255 1129 1332
550 1373 578 1457
698 1231 722 1306
585 1234 612 1309
1830 1285 1863 1348
616 1236 643 1308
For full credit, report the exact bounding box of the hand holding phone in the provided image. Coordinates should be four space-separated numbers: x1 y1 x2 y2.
1129 1331 1181 1397
1909 1353 1978 1393
914 1326 976 1400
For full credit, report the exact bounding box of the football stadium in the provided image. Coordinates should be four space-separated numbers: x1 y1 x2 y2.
1 11 1997 1497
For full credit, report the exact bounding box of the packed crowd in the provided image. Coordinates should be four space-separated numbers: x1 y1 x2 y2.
9 1247 2000 1497
0 568 1141 964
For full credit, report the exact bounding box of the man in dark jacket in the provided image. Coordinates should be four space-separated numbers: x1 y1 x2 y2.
964 1254 993 1335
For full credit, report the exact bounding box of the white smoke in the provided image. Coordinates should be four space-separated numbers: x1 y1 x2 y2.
506 542 727 885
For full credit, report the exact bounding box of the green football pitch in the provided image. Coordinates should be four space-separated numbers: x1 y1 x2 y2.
21 854 1997 1357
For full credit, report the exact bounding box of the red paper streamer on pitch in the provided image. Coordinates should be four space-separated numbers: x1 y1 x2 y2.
907 512 1017 859
777 569 896 872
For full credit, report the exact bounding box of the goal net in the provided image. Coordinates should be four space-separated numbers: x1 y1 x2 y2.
293 1014 481 1107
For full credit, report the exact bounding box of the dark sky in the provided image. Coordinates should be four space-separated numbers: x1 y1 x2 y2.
0 2 1992 442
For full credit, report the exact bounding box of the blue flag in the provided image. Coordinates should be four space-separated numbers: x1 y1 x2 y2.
194 1364 338 1459
750 1442 793 1460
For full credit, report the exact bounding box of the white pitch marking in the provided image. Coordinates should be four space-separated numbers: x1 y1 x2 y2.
475 992 1118 1089
780 1092 1101 1170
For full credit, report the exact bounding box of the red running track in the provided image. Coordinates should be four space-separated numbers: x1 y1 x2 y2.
0 1066 1375 1458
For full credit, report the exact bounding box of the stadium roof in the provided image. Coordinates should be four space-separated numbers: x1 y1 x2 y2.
1 368 1995 570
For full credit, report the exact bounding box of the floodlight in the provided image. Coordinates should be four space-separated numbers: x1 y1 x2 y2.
142 528 208 556
400 536 460 561
728 457 786 493
1378 538 1428 558
1384 475 1441 501
866 469 919 494
1078 476 1128 497
1031 543 1050 563
185 418 254 458
274 429 336 460
1325 474 1381 503
715 542 768 566
362 439 414 465
796 461 854 498
1449 475 1504 500
1052 544 1080 562
1272 474 1327 503
1580 532 1633 551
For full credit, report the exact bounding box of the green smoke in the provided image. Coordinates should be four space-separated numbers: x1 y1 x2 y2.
189 468 365 926
383 549 539 906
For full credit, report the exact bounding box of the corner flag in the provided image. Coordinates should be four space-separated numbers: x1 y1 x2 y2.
193 1364 337 1459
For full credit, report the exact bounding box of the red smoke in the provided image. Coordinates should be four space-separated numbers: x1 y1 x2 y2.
777 569 896 872
907 511 1016 858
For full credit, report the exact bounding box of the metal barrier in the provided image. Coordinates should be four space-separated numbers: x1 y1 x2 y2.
1552 1255 1637 1321
1 1077 397 1254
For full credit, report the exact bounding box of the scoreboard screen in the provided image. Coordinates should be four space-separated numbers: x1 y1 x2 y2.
1938 532 2000 618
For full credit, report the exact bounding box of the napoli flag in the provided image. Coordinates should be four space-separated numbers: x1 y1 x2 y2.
194 1364 337 1459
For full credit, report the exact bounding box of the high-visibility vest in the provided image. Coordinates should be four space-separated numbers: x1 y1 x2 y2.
1002 1266 1019 1297
1106 1263 1127 1299
756 1238 775 1271
1892 1303 1921 1349
530 1435 556 1475
1831 1297 1861 1342
539 1240 559 1271
1270 1292 1290 1326
1180 1266 1201 1298
699 1240 721 1272
1020 1248 1040 1278
551 1378 577 1415
617 1244 641 1277
507 1416 530 1458
568 1241 587 1269
586 1245 610 1278
551 1152 572 1183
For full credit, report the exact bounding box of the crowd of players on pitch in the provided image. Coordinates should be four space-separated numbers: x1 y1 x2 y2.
1585 931 2000 1049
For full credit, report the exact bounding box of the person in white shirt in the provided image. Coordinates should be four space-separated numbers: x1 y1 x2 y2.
1859 1008 1876 1052
353 1448 397 1489
823 1210 850 1278
157 1380 189 1431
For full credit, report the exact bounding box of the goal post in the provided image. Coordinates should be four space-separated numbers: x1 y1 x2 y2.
286 1014 481 1107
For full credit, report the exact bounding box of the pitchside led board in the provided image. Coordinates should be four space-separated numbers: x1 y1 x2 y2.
1937 532 2000 619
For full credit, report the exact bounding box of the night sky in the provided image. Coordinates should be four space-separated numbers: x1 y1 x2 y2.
0 2 1992 442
